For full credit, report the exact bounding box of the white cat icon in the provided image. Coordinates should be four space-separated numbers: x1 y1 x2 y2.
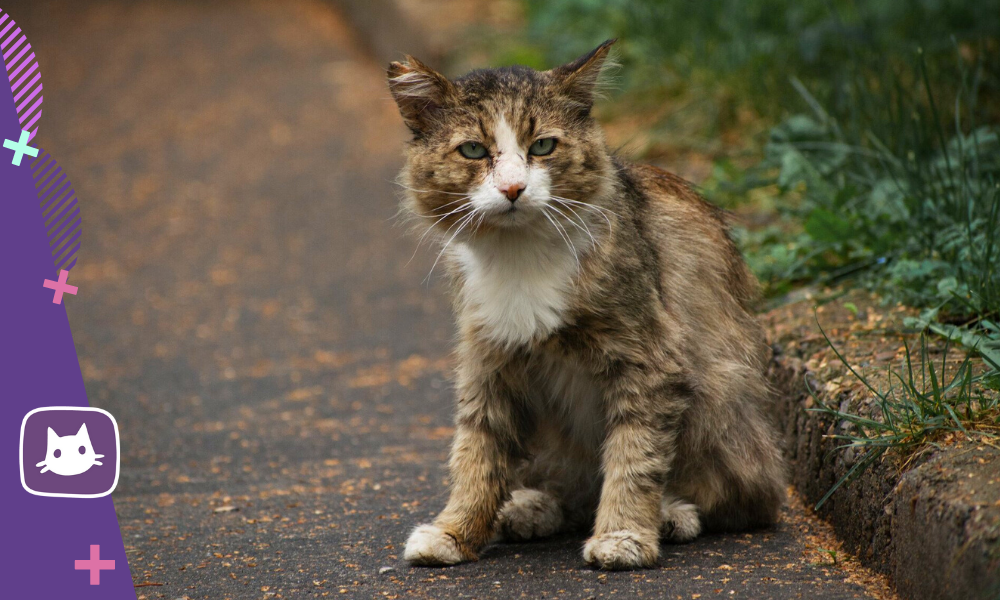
20 406 120 498
36 423 105 476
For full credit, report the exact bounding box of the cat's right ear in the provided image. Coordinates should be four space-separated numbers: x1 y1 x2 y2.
47 427 57 443
387 56 455 134
550 39 617 114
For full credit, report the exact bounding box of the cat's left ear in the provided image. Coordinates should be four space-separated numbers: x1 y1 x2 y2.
387 55 456 134
76 422 89 439
550 39 617 113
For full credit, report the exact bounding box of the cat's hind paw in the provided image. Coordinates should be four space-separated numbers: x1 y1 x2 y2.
404 524 469 566
583 530 658 570
497 489 564 542
660 498 701 543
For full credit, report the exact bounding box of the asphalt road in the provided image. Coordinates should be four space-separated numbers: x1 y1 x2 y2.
15 1 880 598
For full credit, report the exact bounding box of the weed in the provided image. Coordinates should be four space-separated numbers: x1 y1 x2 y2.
808 316 1000 508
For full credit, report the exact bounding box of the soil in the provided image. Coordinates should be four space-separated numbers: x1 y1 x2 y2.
766 288 1000 600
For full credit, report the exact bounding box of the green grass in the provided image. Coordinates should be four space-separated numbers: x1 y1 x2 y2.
810 317 1000 508
734 46 1000 364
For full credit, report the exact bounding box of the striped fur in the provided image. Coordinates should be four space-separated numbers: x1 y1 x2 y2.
389 41 785 570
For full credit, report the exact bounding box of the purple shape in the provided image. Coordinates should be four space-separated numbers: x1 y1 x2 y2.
0 8 134 598
21 407 119 496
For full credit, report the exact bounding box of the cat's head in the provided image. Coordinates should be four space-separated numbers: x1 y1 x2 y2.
36 423 105 476
388 40 617 238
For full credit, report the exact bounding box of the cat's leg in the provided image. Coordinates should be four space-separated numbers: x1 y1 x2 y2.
404 354 531 566
583 376 690 570
670 377 785 533
660 492 701 543
696 430 784 534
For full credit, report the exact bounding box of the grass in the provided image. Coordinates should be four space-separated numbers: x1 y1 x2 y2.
809 316 1000 508
737 57 1000 320
501 0 1000 500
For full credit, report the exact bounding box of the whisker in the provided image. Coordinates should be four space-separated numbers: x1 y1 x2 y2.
406 203 474 267
549 200 598 249
550 195 616 231
549 195 620 216
552 209 582 271
393 182 471 197
415 196 473 217
425 209 478 283
540 205 581 271
473 207 488 233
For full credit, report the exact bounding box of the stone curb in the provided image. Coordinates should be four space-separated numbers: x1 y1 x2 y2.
771 345 1000 600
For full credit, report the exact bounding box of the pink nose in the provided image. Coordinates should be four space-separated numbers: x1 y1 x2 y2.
499 183 525 201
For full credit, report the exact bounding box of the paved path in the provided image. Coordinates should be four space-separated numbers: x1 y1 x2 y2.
15 1 879 598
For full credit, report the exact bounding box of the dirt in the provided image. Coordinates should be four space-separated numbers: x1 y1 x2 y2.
766 288 1000 600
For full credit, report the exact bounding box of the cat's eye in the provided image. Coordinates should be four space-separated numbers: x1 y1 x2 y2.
458 141 488 159
529 138 557 156
54 449 61 458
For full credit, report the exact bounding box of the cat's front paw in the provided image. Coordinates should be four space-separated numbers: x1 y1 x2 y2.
583 530 658 570
404 524 471 566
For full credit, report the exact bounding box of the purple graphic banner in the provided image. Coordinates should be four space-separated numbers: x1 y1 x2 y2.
0 10 135 598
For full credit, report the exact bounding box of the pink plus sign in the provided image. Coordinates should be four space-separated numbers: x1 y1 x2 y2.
75 545 115 585
42 269 78 304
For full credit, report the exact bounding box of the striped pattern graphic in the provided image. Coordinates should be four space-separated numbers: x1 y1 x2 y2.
31 151 81 272
1 8 42 141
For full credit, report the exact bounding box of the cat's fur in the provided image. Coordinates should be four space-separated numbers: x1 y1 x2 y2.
387 40 786 570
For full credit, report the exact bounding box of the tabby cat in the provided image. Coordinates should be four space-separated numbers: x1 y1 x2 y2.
387 40 785 570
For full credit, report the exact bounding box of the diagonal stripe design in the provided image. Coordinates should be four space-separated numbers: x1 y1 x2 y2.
1 9 42 141
30 150 81 272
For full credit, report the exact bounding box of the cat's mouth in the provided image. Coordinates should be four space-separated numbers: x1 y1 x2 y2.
466 197 549 231
491 204 528 227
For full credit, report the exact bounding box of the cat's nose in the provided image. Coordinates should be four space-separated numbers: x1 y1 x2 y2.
499 183 525 202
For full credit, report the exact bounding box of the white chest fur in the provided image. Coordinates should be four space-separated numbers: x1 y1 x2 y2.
455 232 579 348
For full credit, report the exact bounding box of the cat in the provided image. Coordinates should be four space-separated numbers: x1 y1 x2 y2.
387 39 786 570
36 423 104 476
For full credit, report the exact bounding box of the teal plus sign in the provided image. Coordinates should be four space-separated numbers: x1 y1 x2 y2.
3 130 39 166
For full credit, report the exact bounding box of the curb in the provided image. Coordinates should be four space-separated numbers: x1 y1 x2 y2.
771 344 1000 600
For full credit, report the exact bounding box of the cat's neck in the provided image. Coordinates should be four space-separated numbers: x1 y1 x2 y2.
454 225 588 348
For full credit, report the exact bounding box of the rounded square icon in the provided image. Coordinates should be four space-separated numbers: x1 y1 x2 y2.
20 407 120 498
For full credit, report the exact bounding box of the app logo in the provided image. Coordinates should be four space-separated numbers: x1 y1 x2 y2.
36 423 105 476
20 407 120 498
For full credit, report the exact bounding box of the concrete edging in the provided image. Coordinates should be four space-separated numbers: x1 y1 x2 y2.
770 346 1000 600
